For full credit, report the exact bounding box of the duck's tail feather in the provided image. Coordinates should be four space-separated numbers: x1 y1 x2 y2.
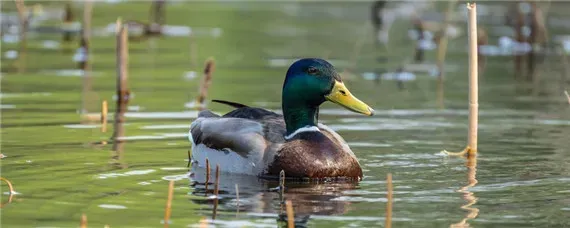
212 99 249 109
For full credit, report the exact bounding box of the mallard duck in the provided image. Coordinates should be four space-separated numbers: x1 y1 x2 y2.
188 58 374 180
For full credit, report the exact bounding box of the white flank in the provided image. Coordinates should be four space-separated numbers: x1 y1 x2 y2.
284 125 321 140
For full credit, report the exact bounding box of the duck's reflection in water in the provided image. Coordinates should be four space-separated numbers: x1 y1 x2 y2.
188 166 359 226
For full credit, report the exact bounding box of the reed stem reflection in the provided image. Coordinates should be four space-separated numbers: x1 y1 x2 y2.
450 156 479 228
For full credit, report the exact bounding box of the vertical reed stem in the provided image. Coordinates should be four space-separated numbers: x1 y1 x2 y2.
63 2 74 42
205 158 210 194
196 59 215 107
467 3 479 154
212 164 220 220
80 213 87 228
101 100 108 132
385 173 393 228
164 180 174 228
112 18 129 152
564 90 570 104
285 200 294 228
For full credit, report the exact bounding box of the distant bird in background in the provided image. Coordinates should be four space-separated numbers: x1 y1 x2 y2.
371 1 392 47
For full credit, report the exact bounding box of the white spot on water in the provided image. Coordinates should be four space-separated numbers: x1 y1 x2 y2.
4 50 18 59
42 40 60 49
161 174 187 181
160 167 187 171
0 104 15 109
98 204 127 209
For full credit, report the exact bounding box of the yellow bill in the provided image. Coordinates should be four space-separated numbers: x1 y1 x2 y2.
325 80 374 116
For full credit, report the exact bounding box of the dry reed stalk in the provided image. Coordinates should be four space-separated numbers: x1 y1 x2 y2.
0 177 15 194
214 165 220 196
101 100 108 132
212 164 220 220
442 3 478 157
80 213 87 228
385 173 393 228
80 0 93 113
196 59 215 107
112 18 130 153
104 225 110 228
285 200 294 228
15 0 27 73
435 0 457 109
0 177 15 208
164 180 174 228
565 90 570 104
205 158 210 193
279 170 285 203
199 217 208 228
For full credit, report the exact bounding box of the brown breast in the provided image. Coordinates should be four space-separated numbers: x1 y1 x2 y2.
265 131 362 180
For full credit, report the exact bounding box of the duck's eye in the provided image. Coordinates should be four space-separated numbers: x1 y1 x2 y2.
307 67 318 75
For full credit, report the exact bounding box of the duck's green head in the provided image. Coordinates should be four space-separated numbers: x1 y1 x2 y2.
282 58 374 135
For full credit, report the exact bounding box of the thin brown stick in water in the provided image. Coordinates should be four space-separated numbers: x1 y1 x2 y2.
112 18 130 153
212 164 220 220
205 158 210 194
214 164 220 196
196 58 215 108
564 90 570 104
187 150 192 168
385 173 393 228
285 200 294 228
80 0 93 113
164 180 174 228
80 213 87 228
0 177 15 208
0 177 15 194
443 3 478 157
101 100 108 132
279 170 285 203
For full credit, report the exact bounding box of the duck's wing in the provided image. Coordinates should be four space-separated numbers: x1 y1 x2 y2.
190 102 286 159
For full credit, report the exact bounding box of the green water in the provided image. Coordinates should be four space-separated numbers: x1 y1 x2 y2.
2 1 570 227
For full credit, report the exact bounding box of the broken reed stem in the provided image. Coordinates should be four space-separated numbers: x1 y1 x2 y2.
112 18 130 152
466 3 479 155
279 170 285 203
0 177 15 194
385 173 393 228
15 0 27 73
436 0 456 109
164 180 174 228
80 213 87 228
80 0 93 113
196 58 215 107
442 3 478 157
101 100 108 132
564 90 570 104
0 177 15 208
187 150 192 168
212 164 220 220
214 165 220 196
285 200 294 228
205 158 210 194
